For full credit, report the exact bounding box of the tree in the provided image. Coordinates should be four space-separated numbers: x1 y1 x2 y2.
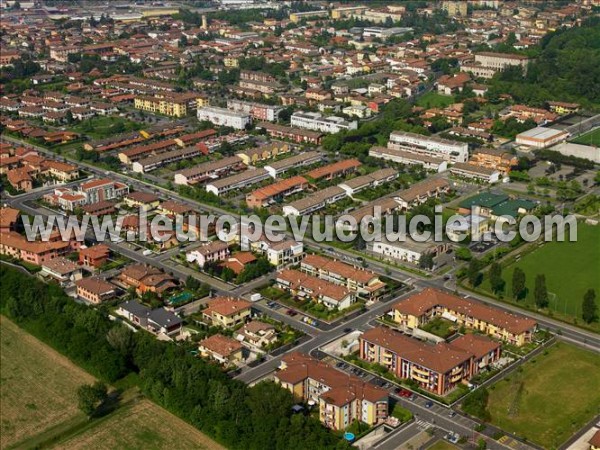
462 387 490 421
534 274 549 308
106 326 134 357
582 289 598 324
77 382 108 417
185 275 201 291
419 253 434 270
511 268 526 300
467 259 482 287
488 262 505 294
455 247 472 261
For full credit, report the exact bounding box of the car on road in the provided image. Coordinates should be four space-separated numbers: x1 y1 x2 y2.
425 400 433 408
343 327 353 333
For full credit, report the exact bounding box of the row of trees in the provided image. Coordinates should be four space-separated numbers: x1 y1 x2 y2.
0 266 351 449
471 261 598 324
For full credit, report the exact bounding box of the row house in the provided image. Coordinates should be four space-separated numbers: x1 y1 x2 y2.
283 186 346 217
257 122 324 145
276 269 356 310
236 141 290 165
264 151 322 178
246 176 309 209
300 254 386 301
173 156 244 186
394 177 450 210
0 231 79 265
338 168 398 197
306 158 361 181
205 168 271 197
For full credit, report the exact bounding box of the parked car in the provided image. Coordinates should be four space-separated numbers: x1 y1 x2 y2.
425 400 433 408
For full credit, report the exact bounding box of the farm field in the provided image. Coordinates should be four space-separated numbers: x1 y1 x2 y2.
487 343 600 449
0 315 95 449
52 399 226 450
481 223 600 330
571 127 600 146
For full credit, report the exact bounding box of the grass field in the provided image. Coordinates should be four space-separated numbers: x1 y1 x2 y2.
52 399 225 450
71 116 141 139
427 441 459 450
487 343 600 449
0 315 95 449
481 223 600 330
416 92 456 108
571 127 600 146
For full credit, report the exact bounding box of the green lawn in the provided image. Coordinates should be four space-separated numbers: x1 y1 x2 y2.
420 317 456 339
481 223 600 330
71 116 142 140
571 127 600 146
487 343 600 449
416 92 456 109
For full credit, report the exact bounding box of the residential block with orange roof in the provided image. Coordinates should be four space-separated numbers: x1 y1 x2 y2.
202 296 252 328
274 352 388 430
393 288 537 346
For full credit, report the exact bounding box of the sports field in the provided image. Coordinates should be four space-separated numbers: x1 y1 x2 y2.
416 91 456 108
483 223 600 329
571 127 600 146
0 316 95 449
52 399 226 450
487 343 600 449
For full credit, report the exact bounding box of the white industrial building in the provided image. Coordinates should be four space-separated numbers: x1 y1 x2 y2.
197 106 251 130
291 111 358 134
515 127 569 149
387 131 469 163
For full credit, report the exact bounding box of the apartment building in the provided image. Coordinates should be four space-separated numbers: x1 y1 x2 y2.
236 141 290 165
227 99 284 122
394 177 450 210
276 269 356 310
205 168 270 196
257 122 324 145
289 10 329 22
0 231 77 265
369 146 448 172
338 168 398 197
300 254 386 301
197 106 251 130
75 277 116 304
80 178 129 204
461 52 529 79
174 156 244 186
291 112 358 134
360 327 501 396
282 186 346 217
202 297 252 328
388 132 469 163
43 160 80 182
133 93 199 117
186 240 230 268
246 176 309 208
264 151 322 178
306 159 361 181
469 148 517 176
393 288 537 346
123 191 161 211
199 334 244 365
274 352 388 430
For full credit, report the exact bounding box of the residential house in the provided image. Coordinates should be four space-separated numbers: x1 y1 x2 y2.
186 241 230 268
202 296 252 328
40 257 83 285
276 269 356 310
75 277 117 304
117 300 183 337
236 321 277 350
199 334 244 365
118 264 178 296
78 244 111 268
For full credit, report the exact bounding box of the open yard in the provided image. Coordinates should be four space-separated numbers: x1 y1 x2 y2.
571 127 600 146
0 315 95 449
487 343 600 449
481 223 600 330
416 91 456 108
71 116 141 139
51 399 225 450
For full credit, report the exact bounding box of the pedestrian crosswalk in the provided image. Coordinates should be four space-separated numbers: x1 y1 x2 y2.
415 419 431 430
